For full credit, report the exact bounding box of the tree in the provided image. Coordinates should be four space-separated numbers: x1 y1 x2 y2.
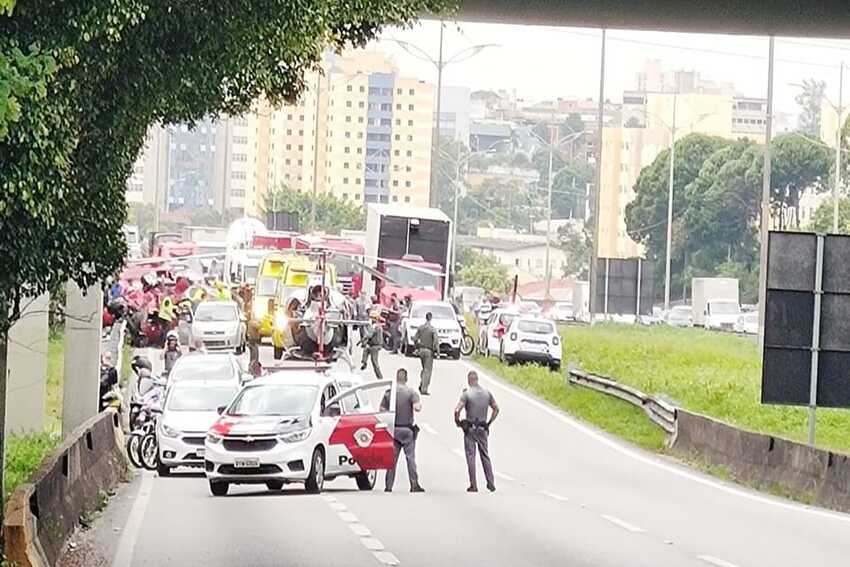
795 78 826 138
808 196 850 234
0 0 453 334
551 161 593 219
190 207 239 229
455 247 509 294
264 186 365 234
557 224 590 279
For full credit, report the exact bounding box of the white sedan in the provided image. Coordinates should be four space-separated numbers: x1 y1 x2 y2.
156 380 240 476
191 300 246 354
499 316 562 372
204 372 396 496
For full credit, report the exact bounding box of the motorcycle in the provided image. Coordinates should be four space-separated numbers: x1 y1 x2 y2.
126 376 166 469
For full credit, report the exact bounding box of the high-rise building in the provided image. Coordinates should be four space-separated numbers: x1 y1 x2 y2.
438 86 472 145
126 125 168 208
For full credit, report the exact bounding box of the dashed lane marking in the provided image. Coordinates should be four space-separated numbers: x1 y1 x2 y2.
420 422 438 435
338 511 359 523
361 538 386 551
452 448 465 459
538 490 569 502
495 471 516 482
350 524 372 537
329 501 348 511
697 555 742 567
324 496 402 565
601 514 645 533
322 495 338 503
373 551 401 566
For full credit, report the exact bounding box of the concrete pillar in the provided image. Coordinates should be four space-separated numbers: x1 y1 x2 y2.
6 294 49 434
62 281 103 436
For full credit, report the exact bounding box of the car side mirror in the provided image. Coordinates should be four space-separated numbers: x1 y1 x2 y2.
216 406 226 415
323 402 341 418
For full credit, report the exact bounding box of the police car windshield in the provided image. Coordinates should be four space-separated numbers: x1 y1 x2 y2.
195 303 237 322
229 385 318 416
255 276 278 296
167 386 238 411
517 320 554 334
411 304 455 320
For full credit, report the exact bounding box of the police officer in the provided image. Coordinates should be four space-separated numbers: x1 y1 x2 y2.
413 312 439 395
359 312 384 380
381 368 425 493
454 370 500 492
162 330 182 376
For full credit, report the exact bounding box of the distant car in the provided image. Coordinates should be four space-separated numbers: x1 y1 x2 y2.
478 308 520 357
499 316 562 371
518 301 542 315
191 301 246 354
704 299 742 332
168 352 251 386
734 312 759 335
156 380 241 476
548 302 575 323
400 300 463 359
665 306 693 328
204 372 395 496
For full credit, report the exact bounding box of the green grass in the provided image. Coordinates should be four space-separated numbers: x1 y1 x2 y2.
475 356 667 451
4 433 60 500
562 323 850 454
45 328 64 433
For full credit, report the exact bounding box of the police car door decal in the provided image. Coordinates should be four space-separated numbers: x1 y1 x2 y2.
326 380 395 471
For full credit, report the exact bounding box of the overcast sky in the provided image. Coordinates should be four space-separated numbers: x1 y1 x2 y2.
373 20 850 120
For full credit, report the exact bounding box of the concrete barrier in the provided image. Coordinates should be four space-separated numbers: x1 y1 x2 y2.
3 411 128 567
673 410 850 513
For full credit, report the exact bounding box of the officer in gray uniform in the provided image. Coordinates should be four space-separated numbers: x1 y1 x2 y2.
413 312 439 395
359 313 384 380
454 370 500 492
381 368 425 493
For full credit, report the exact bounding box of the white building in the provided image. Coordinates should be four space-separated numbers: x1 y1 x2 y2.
459 231 567 281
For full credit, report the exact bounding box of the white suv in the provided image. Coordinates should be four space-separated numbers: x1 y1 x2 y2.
499 316 562 371
400 300 463 359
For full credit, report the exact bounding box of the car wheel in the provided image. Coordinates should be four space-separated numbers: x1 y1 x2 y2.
355 470 376 491
266 480 284 491
549 361 561 372
499 344 505 364
273 345 284 360
450 348 461 360
156 460 171 477
209 481 229 497
304 448 325 494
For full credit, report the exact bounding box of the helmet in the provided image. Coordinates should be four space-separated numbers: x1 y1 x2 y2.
166 330 179 342
131 355 152 373
369 310 381 321
214 280 224 289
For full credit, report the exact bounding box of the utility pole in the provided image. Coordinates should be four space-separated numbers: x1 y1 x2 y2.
834 62 844 234
758 37 775 352
153 127 163 232
545 125 557 299
311 71 322 231
663 92 678 312
430 22 445 209
451 142 461 272
589 29 607 322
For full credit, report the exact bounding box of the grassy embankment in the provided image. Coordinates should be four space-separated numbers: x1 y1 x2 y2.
475 321 850 455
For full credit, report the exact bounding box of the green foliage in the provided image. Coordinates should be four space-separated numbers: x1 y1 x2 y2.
4 432 60 499
794 78 826 138
808 196 850 234
0 0 455 333
557 224 590 278
551 161 593 219
264 185 365 234
189 207 239 229
45 328 63 433
455 247 509 294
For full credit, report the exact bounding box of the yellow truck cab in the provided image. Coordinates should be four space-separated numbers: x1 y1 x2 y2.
251 253 290 337
269 257 338 358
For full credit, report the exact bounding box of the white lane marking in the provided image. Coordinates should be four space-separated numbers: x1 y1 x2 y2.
538 490 569 502
350 524 372 537
464 362 850 525
601 514 645 533
420 422 438 435
452 448 465 459
329 501 348 511
322 494 338 503
111 472 154 567
361 538 386 551
698 555 742 567
373 551 401 566
495 471 516 482
338 511 359 523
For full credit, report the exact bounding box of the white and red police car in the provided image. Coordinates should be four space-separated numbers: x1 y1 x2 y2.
204 370 395 496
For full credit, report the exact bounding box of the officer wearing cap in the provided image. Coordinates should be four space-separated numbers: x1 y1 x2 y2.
381 368 424 493
414 312 439 395
454 370 499 492
359 311 384 380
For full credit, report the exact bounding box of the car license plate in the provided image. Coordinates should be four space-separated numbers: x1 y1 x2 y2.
524 342 545 353
196 448 205 458
234 457 260 468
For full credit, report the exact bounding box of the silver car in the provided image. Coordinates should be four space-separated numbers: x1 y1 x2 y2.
190 301 246 353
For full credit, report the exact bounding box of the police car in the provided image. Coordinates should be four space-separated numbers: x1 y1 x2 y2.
204 370 396 496
498 315 562 371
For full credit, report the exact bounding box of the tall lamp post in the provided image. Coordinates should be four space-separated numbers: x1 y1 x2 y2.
388 28 498 208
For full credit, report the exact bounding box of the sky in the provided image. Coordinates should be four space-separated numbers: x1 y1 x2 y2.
371 20 850 119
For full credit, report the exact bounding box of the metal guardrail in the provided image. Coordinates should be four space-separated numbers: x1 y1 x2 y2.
568 370 677 435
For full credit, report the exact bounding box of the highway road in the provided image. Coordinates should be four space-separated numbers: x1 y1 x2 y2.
68 346 850 567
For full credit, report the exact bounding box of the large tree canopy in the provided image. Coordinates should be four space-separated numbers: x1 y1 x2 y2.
0 0 453 330
264 185 365 234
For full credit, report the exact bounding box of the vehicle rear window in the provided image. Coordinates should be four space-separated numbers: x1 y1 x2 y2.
518 320 554 334
411 304 455 320
171 358 235 382
229 385 318 416
168 386 238 411
498 313 517 326
255 276 278 297
195 304 237 322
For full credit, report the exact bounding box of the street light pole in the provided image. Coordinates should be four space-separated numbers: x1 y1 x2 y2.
431 22 445 208
311 71 322 231
451 142 461 270
589 29 607 323
834 62 843 234
663 92 678 312
545 125 557 299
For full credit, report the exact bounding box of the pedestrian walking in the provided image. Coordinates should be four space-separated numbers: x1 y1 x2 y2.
381 368 424 493
454 370 500 492
413 312 439 395
359 312 384 380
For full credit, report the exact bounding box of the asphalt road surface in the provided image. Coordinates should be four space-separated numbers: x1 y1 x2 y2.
73 346 850 567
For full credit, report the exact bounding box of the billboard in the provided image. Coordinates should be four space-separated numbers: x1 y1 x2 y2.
594 257 654 316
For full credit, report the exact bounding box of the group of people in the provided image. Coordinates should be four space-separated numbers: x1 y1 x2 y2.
381 367 500 493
